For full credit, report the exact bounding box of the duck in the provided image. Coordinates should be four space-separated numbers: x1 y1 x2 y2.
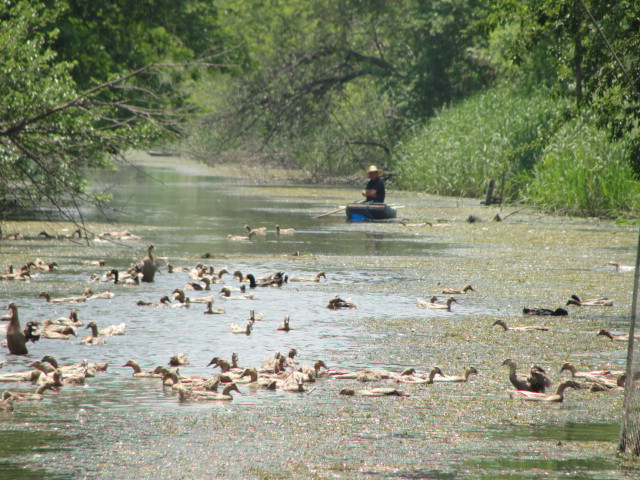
123 359 163 378
203 301 226 314
174 383 240 402
219 288 255 300
227 232 256 241
244 225 267 235
275 225 294 235
491 320 549 332
39 356 90 376
509 380 582 402
277 315 291 331
566 294 614 307
597 329 640 342
396 366 445 384
136 296 172 307
184 278 211 291
169 353 190 366
417 296 457 311
79 322 107 345
501 359 551 393
288 271 326 283
2 382 55 402
36 322 77 340
248 272 286 287
206 356 233 373
57 309 84 327
558 362 619 389
140 244 157 283
432 366 479 383
332 368 406 383
229 321 253 335
98 322 126 336
326 296 357 309
238 368 278 390
608 261 635 273
285 348 299 366
39 291 86 303
339 387 410 397
297 360 329 382
441 284 474 295
82 288 115 300
0 368 43 383
247 310 263 321
50 368 87 386
522 307 568 316
109 268 140 286
5 303 30 355
279 371 308 392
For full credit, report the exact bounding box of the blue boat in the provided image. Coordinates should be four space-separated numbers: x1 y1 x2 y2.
346 203 397 221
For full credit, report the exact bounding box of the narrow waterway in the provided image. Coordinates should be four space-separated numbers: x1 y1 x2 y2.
0 152 638 479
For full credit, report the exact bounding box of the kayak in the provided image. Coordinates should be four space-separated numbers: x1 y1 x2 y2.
346 203 397 221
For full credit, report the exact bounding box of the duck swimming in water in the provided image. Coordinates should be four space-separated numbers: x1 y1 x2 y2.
339 387 410 397
441 284 474 295
227 232 256 242
501 359 551 393
566 294 614 306
140 244 157 283
229 321 253 335
277 315 291 331
275 225 294 235
288 271 326 283
432 366 478 383
80 322 107 345
244 225 267 236
123 359 163 378
597 329 640 342
509 380 581 402
174 383 240 402
326 296 357 309
522 307 568 316
5 303 30 355
491 320 549 332
2 382 55 402
39 291 86 303
417 296 456 311
203 300 226 314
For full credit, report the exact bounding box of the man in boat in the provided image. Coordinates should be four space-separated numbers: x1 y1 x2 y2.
361 165 385 203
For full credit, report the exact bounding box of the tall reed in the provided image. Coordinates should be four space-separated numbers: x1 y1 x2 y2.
394 83 563 198
524 117 640 217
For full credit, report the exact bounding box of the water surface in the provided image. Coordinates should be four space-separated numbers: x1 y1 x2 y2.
0 153 638 479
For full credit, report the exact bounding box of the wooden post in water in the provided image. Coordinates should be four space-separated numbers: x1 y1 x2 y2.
484 179 495 206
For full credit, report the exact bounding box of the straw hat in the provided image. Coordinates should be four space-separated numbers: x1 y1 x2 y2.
367 165 381 174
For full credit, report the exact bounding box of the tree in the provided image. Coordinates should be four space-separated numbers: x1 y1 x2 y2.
0 1 222 224
191 0 490 179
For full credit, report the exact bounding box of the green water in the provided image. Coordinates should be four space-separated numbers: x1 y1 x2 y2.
0 152 638 479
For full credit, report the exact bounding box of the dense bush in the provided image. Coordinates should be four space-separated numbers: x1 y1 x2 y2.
525 117 640 217
394 84 565 199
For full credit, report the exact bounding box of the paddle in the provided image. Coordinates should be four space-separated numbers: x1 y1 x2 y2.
313 199 365 219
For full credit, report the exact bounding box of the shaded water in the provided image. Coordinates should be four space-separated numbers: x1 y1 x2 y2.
1 152 639 478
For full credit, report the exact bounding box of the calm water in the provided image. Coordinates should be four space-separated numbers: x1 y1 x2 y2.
0 153 637 479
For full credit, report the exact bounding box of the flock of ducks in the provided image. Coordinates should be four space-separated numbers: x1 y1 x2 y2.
0 233 633 412
227 225 295 241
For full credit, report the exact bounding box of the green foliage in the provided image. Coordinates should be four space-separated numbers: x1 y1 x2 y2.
524 116 640 217
0 2 188 219
189 0 491 178
394 83 565 198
